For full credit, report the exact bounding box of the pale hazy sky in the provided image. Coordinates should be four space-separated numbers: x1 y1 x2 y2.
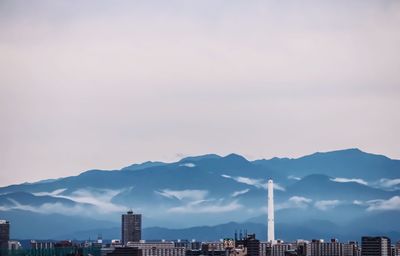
1 0 399 186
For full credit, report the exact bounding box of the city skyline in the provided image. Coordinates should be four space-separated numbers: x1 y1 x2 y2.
0 182 399 256
1 210 399 256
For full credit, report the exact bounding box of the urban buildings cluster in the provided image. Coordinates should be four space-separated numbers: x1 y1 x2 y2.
0 179 399 256
0 220 22 255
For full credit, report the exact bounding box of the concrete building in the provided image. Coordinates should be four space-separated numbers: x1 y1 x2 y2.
7 241 21 251
260 240 298 256
344 241 360 256
272 242 292 256
235 234 260 256
0 220 10 256
121 210 142 245
307 239 344 256
395 241 400 256
260 241 271 256
31 240 55 250
127 240 185 256
186 249 226 256
202 242 225 252
106 247 142 256
190 241 202 250
361 237 391 256
295 240 309 256
186 240 247 256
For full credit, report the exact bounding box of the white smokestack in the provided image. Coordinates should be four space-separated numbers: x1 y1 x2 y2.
267 178 275 244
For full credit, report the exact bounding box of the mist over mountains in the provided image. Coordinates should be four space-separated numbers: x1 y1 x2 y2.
0 148 399 241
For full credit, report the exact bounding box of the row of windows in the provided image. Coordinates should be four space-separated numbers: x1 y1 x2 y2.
141 248 185 256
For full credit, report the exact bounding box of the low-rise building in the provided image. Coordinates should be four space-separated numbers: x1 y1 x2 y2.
127 240 185 256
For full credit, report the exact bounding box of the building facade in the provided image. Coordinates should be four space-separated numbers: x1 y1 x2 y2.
0 220 10 256
235 234 260 256
7 241 21 251
307 239 344 256
121 210 142 245
361 237 391 256
272 243 292 256
343 241 361 256
127 241 185 256
260 241 271 256
106 247 142 256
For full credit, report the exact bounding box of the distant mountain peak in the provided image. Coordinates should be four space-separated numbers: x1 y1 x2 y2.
300 148 393 162
329 148 365 154
304 148 363 157
223 153 249 162
344 148 363 152
122 161 167 171
179 154 221 162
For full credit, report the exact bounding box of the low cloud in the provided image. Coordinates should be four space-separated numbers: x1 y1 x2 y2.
235 176 265 188
221 175 285 191
167 199 242 214
314 200 341 211
1 198 90 216
179 163 196 168
331 178 368 186
331 177 400 191
231 189 250 197
273 183 286 191
276 196 312 210
156 189 208 201
59 188 127 213
33 188 67 197
31 188 127 214
353 200 364 206
375 178 400 190
222 174 264 188
288 175 301 181
366 196 400 211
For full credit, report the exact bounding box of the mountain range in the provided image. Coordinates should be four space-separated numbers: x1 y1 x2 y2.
0 148 399 241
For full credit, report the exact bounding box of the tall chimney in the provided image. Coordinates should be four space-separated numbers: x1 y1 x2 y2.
267 178 275 244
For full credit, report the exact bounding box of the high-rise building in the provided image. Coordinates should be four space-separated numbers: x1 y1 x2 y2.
395 241 400 256
344 241 360 256
121 210 141 245
260 241 271 256
296 240 309 256
0 220 10 256
268 178 275 244
235 234 260 256
271 242 292 256
361 237 391 256
307 239 344 256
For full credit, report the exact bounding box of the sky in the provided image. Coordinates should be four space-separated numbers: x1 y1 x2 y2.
0 0 399 187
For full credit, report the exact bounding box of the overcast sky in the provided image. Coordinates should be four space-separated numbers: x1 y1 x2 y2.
1 0 399 186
